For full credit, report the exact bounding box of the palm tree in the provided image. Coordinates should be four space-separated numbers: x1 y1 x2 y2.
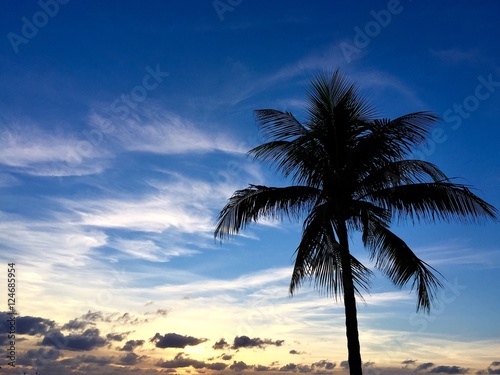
214 70 497 375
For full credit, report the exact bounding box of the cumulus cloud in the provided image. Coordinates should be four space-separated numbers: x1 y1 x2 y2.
364 361 375 369
231 335 284 349
115 313 146 326
312 359 336 370
402 359 417 368
120 339 145 352
150 333 207 348
62 319 93 331
156 352 227 370
230 360 251 371
17 348 60 367
280 363 298 371
213 338 230 350
255 364 271 371
80 310 107 322
478 362 500 375
486 362 500 375
16 316 55 335
79 311 147 326
0 313 55 335
416 362 435 371
41 328 107 351
106 332 128 342
74 354 114 366
145 308 168 316
430 365 469 374
120 352 147 365
57 354 115 368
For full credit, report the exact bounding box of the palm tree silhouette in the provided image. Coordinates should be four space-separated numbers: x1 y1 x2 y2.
214 70 497 375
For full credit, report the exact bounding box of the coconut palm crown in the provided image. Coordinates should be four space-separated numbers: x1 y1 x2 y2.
214 70 497 375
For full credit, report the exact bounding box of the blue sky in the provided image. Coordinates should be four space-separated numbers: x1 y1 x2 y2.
0 1 499 374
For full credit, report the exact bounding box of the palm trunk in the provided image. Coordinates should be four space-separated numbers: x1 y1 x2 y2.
338 222 363 375
342 263 362 374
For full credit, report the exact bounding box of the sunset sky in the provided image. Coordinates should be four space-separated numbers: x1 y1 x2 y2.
1 1 499 374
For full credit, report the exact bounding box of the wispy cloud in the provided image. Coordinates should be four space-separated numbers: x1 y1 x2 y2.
0 172 20 187
0 122 110 176
58 176 228 234
109 238 198 262
267 43 356 85
219 43 428 111
0 212 106 268
89 107 245 155
415 243 500 268
154 267 292 295
358 329 500 370
431 48 480 64
0 106 252 178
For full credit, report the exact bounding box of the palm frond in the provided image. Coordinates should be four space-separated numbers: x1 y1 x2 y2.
254 109 308 141
376 112 440 156
214 184 320 240
306 69 375 125
290 203 372 299
347 255 373 299
289 203 340 296
249 137 324 187
250 109 327 187
367 181 498 224
385 112 440 149
362 218 443 312
348 200 392 232
356 160 450 198
349 112 440 172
